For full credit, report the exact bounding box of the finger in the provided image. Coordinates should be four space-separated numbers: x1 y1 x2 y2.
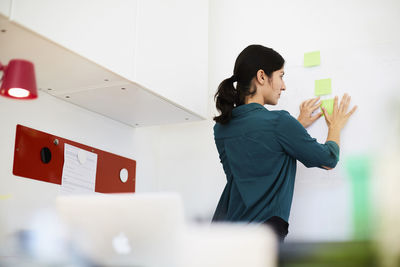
309 96 321 106
321 106 329 118
333 96 339 112
339 93 347 111
343 95 351 112
312 103 321 112
322 165 333 170
341 93 351 112
311 112 323 122
306 96 318 104
322 107 332 123
346 105 358 118
302 98 312 107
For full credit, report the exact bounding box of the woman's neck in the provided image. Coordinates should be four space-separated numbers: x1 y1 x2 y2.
245 95 265 105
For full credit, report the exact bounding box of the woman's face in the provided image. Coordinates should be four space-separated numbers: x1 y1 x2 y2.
264 67 286 105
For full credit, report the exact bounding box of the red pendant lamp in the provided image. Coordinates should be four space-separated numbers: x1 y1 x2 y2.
0 59 38 99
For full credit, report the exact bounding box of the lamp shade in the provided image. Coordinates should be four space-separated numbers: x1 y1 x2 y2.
0 59 37 99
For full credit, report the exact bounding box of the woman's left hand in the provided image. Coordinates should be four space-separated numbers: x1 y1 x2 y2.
297 97 322 128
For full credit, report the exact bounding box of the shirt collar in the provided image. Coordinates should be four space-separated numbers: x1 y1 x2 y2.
232 103 266 117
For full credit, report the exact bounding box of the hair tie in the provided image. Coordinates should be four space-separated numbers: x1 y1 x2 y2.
230 75 238 82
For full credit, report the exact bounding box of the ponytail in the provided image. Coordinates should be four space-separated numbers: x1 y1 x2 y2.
213 76 236 124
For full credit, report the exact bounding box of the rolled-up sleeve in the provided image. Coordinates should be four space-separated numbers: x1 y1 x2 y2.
274 111 339 168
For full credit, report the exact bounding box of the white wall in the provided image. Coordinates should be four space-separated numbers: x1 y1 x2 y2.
153 0 400 241
0 92 159 236
2 0 400 243
11 0 138 82
134 0 209 117
0 0 11 17
154 120 224 222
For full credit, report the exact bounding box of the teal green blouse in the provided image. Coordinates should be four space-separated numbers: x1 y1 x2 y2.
212 103 339 223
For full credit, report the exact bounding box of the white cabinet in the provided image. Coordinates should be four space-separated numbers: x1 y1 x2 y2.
4 0 208 124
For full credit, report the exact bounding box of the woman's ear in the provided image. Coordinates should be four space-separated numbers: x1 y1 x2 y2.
256 69 265 85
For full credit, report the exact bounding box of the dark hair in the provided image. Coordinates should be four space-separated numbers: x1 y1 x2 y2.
213 45 285 124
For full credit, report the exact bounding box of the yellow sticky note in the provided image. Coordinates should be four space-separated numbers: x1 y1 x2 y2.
321 99 334 116
0 194 12 200
315 78 332 96
304 51 320 67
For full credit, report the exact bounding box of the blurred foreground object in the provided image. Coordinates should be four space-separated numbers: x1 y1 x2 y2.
373 99 400 267
182 223 277 267
56 192 184 267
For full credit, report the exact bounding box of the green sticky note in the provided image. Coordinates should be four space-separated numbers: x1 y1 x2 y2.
315 78 332 96
304 51 320 67
345 155 372 240
320 98 334 116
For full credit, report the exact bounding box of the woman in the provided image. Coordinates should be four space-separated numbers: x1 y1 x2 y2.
212 45 357 242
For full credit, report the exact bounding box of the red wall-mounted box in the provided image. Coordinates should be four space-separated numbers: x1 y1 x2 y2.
13 124 136 193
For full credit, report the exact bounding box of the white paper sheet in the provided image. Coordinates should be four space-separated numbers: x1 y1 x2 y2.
61 143 98 194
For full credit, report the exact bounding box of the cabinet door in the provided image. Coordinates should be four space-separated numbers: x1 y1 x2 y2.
134 0 208 117
11 0 138 81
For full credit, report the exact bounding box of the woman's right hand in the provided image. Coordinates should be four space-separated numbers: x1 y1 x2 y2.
322 93 357 130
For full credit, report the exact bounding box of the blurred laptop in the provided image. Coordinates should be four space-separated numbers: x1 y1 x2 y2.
56 192 184 267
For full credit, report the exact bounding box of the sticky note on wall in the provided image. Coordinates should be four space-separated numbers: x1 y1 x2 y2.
0 194 12 200
315 78 332 96
304 51 320 67
320 98 334 116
